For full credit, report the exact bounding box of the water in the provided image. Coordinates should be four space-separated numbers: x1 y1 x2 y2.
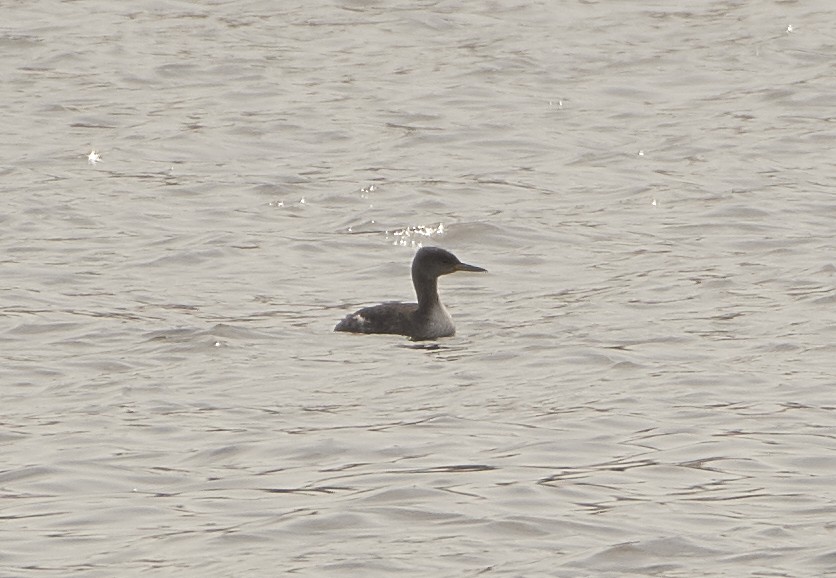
2 1 835 576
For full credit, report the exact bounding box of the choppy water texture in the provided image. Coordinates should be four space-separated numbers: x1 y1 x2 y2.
2 1 836 576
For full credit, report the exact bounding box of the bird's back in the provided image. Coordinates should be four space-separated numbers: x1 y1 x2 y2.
334 300 455 340
335 302 419 337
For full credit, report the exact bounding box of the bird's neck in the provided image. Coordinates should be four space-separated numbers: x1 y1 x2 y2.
413 272 440 312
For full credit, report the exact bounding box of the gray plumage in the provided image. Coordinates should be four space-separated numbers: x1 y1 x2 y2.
335 247 486 340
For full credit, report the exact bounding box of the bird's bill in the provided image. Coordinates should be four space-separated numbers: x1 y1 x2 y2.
454 262 487 273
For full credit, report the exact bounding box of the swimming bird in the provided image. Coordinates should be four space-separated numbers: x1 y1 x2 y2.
334 246 486 340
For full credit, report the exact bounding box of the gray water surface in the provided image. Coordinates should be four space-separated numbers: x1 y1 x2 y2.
2 1 835 576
